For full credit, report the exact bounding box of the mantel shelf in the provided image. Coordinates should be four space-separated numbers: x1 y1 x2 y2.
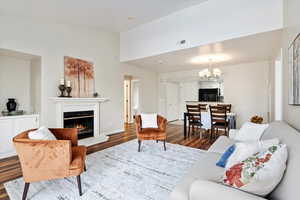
50 97 109 103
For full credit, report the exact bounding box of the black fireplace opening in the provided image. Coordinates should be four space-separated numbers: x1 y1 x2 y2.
64 110 94 140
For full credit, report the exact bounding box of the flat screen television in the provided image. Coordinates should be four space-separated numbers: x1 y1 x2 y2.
198 88 220 102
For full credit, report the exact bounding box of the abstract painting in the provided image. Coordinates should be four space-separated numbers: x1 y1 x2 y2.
64 56 95 98
289 33 300 105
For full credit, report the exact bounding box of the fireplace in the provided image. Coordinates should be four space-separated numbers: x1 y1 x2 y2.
64 111 94 139
51 97 109 145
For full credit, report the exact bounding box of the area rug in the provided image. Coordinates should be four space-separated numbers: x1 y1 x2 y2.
5 139 205 200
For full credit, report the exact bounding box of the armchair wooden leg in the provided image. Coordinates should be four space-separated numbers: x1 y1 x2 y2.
84 164 87 172
138 140 141 152
156 140 158 143
76 175 82 196
163 140 166 151
22 182 30 200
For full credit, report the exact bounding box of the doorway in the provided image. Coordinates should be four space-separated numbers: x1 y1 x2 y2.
124 75 140 124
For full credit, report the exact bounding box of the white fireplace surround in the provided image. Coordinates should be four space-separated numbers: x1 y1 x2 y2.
51 97 109 146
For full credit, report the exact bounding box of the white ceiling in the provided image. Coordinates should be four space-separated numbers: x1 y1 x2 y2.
0 0 208 32
126 30 283 72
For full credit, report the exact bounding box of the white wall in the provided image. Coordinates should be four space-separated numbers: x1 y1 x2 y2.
30 58 42 113
179 81 199 119
0 55 31 112
159 61 272 127
0 16 158 135
282 0 300 130
275 50 283 121
120 0 283 61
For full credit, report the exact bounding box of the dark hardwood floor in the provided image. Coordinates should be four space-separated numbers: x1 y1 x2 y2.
0 122 216 200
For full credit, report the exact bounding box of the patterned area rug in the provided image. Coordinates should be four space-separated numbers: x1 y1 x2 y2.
5 139 205 200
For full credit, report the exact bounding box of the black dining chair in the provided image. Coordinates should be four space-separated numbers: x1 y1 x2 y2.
209 105 229 139
186 105 203 137
218 104 232 113
199 104 208 112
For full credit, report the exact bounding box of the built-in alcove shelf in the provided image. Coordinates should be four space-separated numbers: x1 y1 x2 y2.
50 97 110 146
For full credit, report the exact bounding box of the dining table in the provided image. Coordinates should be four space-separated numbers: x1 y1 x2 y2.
183 111 236 138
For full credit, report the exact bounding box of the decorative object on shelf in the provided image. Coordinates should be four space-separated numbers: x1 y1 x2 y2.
93 92 99 97
6 98 17 112
198 59 222 80
66 86 72 97
58 80 66 97
250 115 263 124
64 56 95 98
289 33 300 105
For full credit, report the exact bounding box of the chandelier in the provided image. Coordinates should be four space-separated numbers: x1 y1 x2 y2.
198 59 222 80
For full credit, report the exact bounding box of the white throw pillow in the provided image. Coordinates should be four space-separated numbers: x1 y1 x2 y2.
234 122 269 142
223 144 288 196
225 139 279 169
140 113 158 128
28 126 57 140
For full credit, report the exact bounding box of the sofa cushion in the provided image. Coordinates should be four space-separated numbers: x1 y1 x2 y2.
216 145 236 168
223 144 288 196
169 152 224 200
140 113 158 128
225 139 280 169
28 126 57 140
208 136 235 154
235 122 269 142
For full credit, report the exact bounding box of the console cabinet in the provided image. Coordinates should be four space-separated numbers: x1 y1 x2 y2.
0 114 39 159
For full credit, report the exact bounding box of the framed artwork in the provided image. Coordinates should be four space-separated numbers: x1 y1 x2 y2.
289 33 300 105
64 56 95 97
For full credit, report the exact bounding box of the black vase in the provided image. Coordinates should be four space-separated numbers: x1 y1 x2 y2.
6 98 17 112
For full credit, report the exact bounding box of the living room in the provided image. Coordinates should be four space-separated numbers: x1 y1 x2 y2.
0 0 299 199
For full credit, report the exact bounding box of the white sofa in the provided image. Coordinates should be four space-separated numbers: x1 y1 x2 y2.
170 121 300 200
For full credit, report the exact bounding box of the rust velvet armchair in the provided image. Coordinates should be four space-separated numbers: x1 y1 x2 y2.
135 115 167 152
13 128 87 200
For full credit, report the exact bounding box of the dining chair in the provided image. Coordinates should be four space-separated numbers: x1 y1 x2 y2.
199 104 208 112
186 105 202 136
209 105 229 139
218 104 232 113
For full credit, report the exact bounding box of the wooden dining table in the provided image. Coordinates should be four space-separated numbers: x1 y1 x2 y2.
183 112 236 138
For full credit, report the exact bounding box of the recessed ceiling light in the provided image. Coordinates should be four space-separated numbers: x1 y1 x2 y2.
190 54 231 64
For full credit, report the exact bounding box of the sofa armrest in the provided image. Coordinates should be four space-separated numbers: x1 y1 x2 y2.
189 180 266 200
229 129 239 139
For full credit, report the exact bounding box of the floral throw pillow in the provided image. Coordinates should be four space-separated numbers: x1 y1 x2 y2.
223 144 288 196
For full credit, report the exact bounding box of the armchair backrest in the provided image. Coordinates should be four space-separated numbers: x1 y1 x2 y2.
135 115 167 133
13 129 72 182
49 128 78 146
